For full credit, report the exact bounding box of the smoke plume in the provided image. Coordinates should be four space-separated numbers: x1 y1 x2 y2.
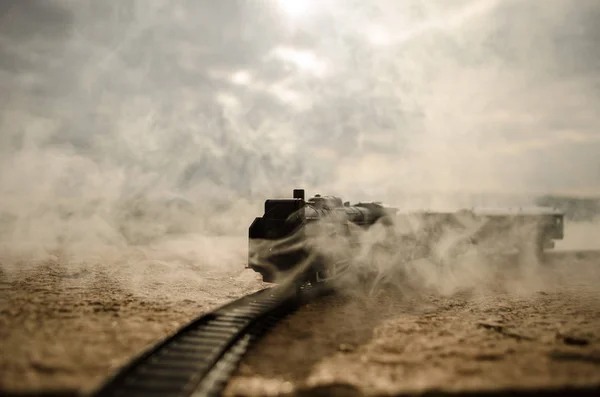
1 0 599 292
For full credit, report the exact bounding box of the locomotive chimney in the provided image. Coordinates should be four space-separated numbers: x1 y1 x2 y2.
293 189 305 200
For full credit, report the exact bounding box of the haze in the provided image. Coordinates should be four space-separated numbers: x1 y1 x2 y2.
1 0 599 267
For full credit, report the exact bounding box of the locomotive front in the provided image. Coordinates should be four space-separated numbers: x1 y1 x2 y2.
248 189 397 283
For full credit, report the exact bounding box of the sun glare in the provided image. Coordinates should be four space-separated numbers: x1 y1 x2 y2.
277 0 313 19
365 26 392 47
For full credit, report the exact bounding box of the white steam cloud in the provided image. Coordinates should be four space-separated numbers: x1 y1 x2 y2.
1 0 599 288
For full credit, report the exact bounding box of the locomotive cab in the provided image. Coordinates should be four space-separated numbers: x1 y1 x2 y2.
248 189 397 283
248 189 309 282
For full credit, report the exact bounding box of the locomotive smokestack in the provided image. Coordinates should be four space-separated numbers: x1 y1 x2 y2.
293 189 305 200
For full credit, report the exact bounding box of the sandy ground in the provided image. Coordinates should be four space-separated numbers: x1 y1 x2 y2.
227 251 600 396
0 257 268 394
1 251 600 396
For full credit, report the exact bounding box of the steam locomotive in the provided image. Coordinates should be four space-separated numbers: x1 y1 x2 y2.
247 190 566 284
247 189 398 284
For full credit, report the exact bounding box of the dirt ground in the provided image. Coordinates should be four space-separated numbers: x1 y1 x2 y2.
1 251 600 396
226 251 600 396
0 257 268 394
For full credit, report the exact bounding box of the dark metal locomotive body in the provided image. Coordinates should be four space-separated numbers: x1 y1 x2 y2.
247 189 397 283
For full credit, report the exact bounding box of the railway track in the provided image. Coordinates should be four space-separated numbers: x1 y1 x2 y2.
91 283 328 397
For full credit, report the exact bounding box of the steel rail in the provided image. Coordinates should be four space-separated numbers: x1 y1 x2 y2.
90 283 328 397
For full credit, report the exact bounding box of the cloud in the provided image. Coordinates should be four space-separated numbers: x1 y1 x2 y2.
1 0 599 266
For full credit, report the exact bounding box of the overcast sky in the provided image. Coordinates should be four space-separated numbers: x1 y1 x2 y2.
1 0 599 212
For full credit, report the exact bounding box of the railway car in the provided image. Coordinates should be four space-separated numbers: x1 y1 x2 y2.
412 207 564 262
247 189 398 283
